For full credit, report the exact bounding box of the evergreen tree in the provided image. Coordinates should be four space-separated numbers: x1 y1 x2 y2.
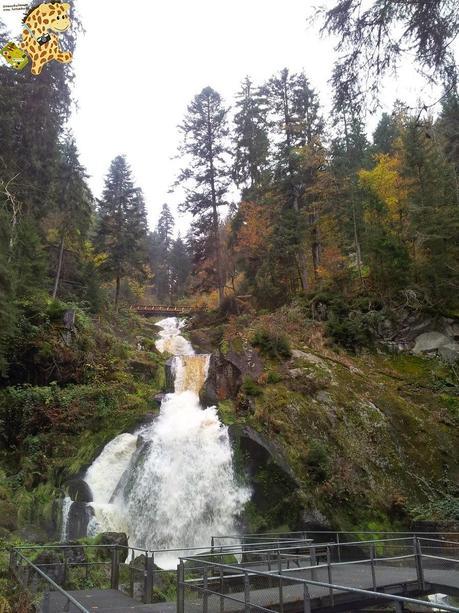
373 112 400 154
0 212 16 375
50 134 93 299
264 69 325 290
402 118 459 307
170 235 191 300
233 77 270 192
176 87 231 305
150 204 175 302
330 73 371 284
95 156 148 309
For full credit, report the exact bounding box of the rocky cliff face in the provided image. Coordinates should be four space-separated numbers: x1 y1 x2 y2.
189 305 459 533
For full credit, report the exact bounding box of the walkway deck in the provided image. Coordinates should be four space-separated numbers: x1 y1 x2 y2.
45 588 174 612
45 564 459 612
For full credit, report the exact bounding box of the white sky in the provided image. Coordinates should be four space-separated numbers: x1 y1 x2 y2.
2 0 450 233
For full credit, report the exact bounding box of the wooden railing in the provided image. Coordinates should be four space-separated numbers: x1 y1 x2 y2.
131 304 207 315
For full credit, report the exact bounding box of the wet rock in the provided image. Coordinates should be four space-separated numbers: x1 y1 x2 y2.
165 358 175 393
97 532 129 562
228 425 302 530
65 478 93 503
125 413 155 434
201 348 263 405
153 393 165 408
200 353 241 406
67 502 92 540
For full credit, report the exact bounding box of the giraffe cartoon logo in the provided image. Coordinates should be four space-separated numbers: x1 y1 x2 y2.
0 1 73 75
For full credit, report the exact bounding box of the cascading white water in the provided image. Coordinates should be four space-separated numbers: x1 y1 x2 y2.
77 317 250 568
60 496 72 542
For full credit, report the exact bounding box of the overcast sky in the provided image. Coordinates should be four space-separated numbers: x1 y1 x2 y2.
2 0 448 233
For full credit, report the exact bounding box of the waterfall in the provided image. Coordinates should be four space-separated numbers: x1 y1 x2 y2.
60 496 72 542
71 317 250 568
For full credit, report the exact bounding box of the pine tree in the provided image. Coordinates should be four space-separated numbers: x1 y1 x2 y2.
95 156 148 309
402 118 459 307
330 71 371 284
373 113 400 155
50 134 93 299
150 204 175 302
0 211 16 376
233 77 270 192
177 87 231 305
263 69 325 290
170 235 191 300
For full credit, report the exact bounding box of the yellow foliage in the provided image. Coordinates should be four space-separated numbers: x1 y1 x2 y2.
358 153 409 227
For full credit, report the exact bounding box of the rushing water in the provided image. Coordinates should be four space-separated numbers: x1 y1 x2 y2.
67 317 250 568
60 496 72 542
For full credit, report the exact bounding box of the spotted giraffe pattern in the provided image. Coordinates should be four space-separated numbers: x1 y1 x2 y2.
21 2 72 76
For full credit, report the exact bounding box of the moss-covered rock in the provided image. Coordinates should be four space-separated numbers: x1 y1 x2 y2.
0 501 17 531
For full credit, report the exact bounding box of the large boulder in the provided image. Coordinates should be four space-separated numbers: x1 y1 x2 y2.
201 348 263 406
65 478 92 503
165 358 175 393
413 331 459 362
438 342 459 364
413 332 451 354
67 502 92 540
96 532 129 562
128 357 158 382
228 425 303 531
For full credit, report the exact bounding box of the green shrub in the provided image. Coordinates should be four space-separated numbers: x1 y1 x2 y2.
326 316 372 352
267 371 282 384
252 329 291 359
241 377 263 397
305 441 330 484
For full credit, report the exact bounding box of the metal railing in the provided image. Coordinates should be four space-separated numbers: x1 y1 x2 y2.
9 537 314 609
11 534 459 611
10 549 90 613
178 537 459 612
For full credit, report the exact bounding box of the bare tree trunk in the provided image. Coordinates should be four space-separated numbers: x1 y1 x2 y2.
206 100 224 307
52 233 65 299
343 112 363 286
297 251 309 291
114 275 121 311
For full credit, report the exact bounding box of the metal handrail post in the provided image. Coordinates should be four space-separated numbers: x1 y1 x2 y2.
144 553 154 604
203 567 209 613
244 570 250 613
370 543 376 590
129 548 134 597
310 546 317 581
303 582 311 613
177 560 185 613
278 550 284 613
220 567 224 613
414 537 425 591
110 546 119 590
211 536 215 554
327 546 334 607
336 533 341 562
